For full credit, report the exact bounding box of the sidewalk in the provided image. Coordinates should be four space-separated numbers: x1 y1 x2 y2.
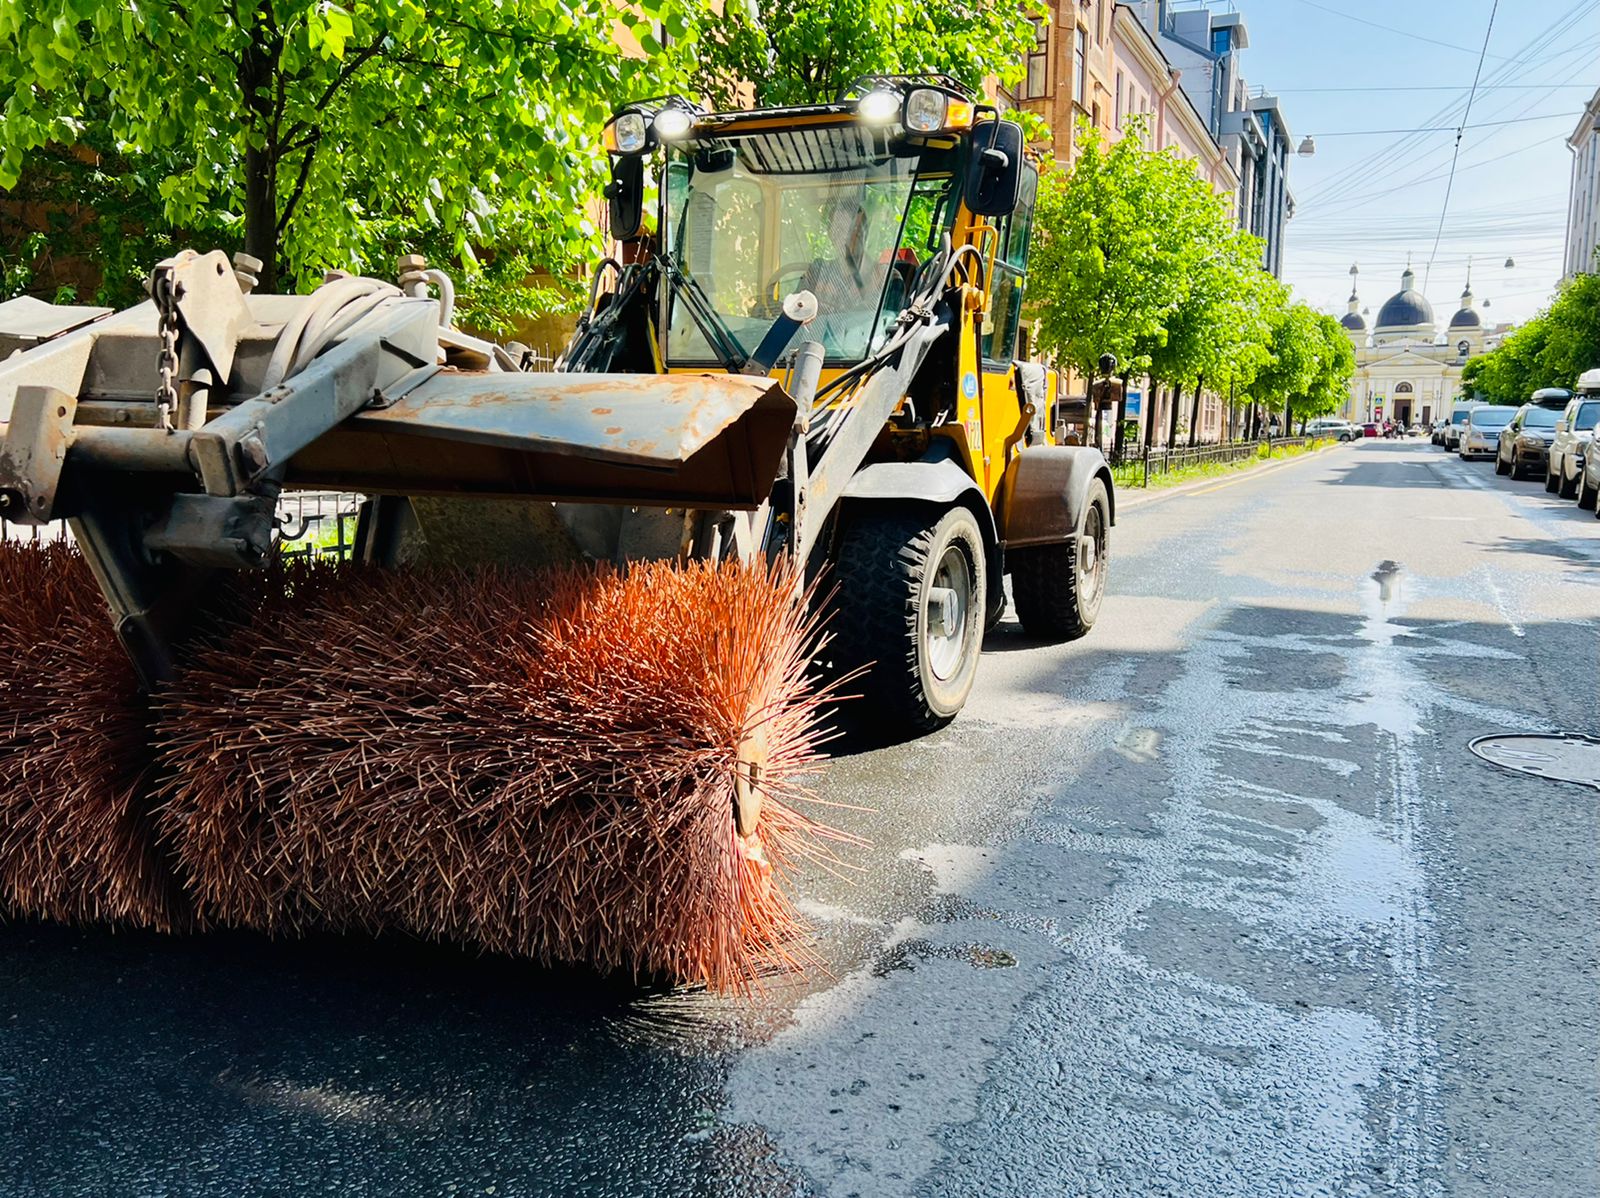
1116 439 1346 513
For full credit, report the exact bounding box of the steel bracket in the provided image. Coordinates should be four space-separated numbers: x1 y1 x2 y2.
0 384 78 524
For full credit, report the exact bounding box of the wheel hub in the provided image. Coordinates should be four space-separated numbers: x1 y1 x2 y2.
927 546 972 682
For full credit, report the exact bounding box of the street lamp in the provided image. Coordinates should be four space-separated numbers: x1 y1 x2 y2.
1297 137 1316 156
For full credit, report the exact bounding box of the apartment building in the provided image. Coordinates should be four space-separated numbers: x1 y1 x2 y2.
1565 84 1600 278
1116 1 1297 278
1007 1 1241 444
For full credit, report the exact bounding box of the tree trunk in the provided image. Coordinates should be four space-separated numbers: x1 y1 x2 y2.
1143 383 1159 452
243 145 278 292
1112 373 1131 460
1168 382 1182 447
1282 400 1292 440
239 15 281 291
1188 374 1204 447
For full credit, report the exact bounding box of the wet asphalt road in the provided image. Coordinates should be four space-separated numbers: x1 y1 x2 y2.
3 439 1597 1197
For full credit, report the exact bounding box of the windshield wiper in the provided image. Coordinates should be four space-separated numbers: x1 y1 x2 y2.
659 250 747 372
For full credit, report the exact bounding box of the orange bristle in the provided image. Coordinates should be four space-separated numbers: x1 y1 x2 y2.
154 558 842 991
0 539 181 930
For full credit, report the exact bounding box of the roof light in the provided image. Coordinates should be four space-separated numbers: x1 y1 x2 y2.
605 111 649 154
653 107 693 140
905 88 949 134
857 89 901 125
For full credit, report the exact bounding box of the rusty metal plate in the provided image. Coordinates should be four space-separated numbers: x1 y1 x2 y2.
0 296 113 358
356 370 794 467
1469 733 1600 790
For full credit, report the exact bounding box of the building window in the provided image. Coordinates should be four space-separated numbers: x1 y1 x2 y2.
1114 70 1123 128
1021 17 1049 99
1073 26 1087 108
1212 28 1230 56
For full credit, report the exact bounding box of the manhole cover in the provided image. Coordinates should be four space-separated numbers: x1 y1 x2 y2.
1468 733 1600 790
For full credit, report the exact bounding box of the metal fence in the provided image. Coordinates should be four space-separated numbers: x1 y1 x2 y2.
4 491 367 560
1110 436 1327 487
275 491 364 560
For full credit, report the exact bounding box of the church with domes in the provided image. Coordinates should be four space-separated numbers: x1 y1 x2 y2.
1338 263 1510 427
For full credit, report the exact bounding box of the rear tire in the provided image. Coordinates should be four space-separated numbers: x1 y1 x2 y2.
1010 479 1110 641
1559 465 1578 499
828 506 986 733
1580 474 1598 511
1495 451 1510 476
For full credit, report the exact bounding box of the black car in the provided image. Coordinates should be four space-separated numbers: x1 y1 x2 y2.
1496 403 1562 479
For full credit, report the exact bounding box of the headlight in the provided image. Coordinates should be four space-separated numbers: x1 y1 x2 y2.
605 110 649 154
653 106 693 140
905 88 948 133
857 89 901 124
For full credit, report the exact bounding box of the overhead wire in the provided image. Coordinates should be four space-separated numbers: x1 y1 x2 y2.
1425 0 1501 291
1296 2 1596 208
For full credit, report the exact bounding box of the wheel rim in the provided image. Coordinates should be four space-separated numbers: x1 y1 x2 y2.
926 545 973 682
1078 503 1107 606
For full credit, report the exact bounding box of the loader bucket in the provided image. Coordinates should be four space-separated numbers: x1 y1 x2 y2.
287 370 797 509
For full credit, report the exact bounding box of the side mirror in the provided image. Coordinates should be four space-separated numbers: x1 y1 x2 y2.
605 155 645 241
965 119 1024 217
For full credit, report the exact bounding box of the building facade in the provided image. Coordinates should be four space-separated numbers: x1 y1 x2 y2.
1122 1 1297 278
1339 266 1509 427
1564 84 1600 279
1009 2 1242 445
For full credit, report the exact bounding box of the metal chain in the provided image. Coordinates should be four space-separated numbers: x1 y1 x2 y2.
152 264 180 431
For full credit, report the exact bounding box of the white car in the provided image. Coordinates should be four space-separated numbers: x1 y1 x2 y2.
1547 389 1600 498
1441 405 1474 451
1305 418 1358 441
1458 405 1515 459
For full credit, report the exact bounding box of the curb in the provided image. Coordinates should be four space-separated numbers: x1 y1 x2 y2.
1116 441 1348 512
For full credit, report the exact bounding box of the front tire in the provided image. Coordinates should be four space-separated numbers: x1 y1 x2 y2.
1495 450 1510 475
828 506 986 733
1579 474 1598 511
1559 464 1579 499
1010 478 1110 641
1545 464 1561 492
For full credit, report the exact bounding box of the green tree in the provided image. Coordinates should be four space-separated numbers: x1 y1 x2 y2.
1031 120 1177 455
1 0 694 318
1296 311 1356 428
1253 301 1321 433
692 0 1035 108
1462 272 1600 404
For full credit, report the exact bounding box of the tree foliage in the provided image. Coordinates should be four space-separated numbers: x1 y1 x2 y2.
1030 119 1278 448
691 0 1035 109
0 0 696 322
1463 271 1600 404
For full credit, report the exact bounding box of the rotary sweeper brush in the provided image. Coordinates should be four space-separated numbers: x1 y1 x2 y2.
0 77 1115 987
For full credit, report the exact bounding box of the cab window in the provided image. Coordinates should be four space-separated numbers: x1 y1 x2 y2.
982 163 1037 368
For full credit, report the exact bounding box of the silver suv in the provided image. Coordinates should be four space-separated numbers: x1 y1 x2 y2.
1459 405 1514 459
1547 390 1600 498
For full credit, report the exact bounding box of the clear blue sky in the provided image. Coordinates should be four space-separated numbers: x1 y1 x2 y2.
1227 0 1599 325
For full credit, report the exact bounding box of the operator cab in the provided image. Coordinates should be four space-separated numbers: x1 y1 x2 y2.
579 79 1034 386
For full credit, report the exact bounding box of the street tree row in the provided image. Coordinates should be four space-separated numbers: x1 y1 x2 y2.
1029 122 1354 452
1461 271 1600 404
0 0 1030 326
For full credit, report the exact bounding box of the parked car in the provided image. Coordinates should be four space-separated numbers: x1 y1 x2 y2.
1547 386 1600 497
1361 422 1381 438
1305 418 1358 441
1441 404 1474 451
1569 370 1600 511
1458 405 1514 459
1495 402 1560 478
